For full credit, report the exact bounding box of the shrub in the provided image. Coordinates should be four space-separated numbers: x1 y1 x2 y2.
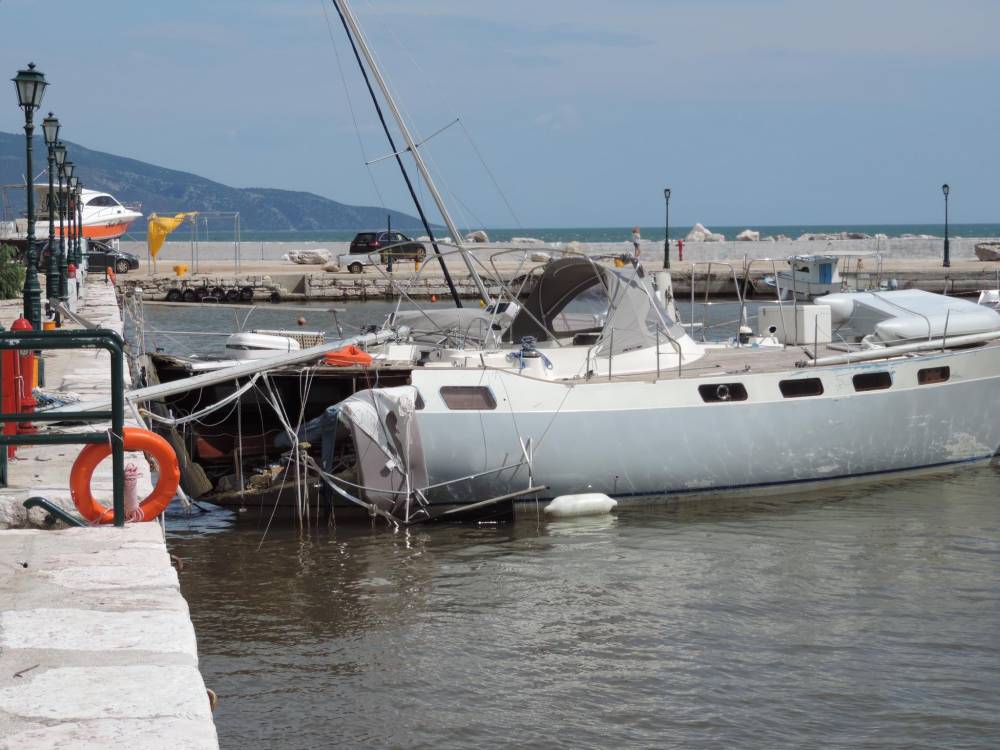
0 244 26 300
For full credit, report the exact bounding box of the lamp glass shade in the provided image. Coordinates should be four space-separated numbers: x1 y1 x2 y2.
42 113 60 145
12 63 47 110
63 162 75 181
664 188 671 201
69 176 79 191
942 183 950 196
53 143 67 167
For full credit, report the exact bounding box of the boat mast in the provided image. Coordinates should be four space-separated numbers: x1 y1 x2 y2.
330 2 462 309
333 0 491 305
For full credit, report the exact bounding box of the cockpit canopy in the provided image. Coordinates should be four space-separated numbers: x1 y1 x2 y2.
507 256 686 355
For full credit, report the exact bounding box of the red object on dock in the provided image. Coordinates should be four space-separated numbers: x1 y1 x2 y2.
10 316 36 435
678 239 684 261
1 343 19 458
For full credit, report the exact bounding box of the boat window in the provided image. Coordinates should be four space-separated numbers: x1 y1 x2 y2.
779 378 824 398
85 195 118 207
918 366 950 385
551 284 609 334
698 383 748 403
440 386 497 410
852 372 892 392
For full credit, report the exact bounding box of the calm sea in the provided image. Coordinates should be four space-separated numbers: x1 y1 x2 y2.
142 302 1000 749
125 223 1000 243
169 466 1000 749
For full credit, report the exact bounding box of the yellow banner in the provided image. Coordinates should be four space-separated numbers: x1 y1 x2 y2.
147 213 196 258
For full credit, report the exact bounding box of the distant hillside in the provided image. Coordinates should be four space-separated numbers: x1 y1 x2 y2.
0 131 426 233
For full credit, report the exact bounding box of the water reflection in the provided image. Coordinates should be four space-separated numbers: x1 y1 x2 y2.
168 465 1000 749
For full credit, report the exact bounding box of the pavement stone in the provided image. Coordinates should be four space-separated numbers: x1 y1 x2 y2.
0 279 219 748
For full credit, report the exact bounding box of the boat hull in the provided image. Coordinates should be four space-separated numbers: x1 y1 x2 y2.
408 345 1000 505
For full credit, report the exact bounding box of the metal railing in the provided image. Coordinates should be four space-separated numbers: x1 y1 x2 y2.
0 328 126 526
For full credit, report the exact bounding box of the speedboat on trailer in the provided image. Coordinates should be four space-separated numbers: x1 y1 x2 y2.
35 187 142 241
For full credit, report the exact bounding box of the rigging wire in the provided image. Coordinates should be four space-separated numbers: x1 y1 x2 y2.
359 0 523 229
328 0 463 308
319 0 389 211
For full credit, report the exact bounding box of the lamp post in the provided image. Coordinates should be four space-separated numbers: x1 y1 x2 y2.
53 143 67 297
662 188 672 269
61 163 76 301
942 183 950 268
73 179 83 269
12 63 48 330
41 113 60 304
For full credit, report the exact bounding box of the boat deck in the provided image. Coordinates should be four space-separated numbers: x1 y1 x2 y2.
572 337 1000 384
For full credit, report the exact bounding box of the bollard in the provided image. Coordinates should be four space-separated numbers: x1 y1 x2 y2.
10 316 36 434
0 324 19 459
678 238 684 261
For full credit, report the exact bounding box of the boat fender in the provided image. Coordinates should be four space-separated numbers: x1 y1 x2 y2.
70 427 180 523
324 344 374 367
544 493 617 518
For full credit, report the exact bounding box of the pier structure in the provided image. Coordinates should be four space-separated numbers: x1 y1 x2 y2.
0 276 218 748
122 255 1000 303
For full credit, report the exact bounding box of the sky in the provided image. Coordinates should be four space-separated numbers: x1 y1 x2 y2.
2 0 998 230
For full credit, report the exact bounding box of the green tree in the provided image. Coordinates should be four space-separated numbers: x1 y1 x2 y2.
0 244 26 299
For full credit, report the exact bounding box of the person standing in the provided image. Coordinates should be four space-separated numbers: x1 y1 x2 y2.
631 226 642 258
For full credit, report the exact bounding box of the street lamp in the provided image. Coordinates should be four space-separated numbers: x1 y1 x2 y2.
663 188 672 270
72 179 83 269
942 183 950 268
62 162 75 300
62 159 76 283
53 142 67 295
12 63 48 329
41 113 60 304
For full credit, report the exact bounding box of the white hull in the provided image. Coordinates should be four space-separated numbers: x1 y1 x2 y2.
405 344 1000 505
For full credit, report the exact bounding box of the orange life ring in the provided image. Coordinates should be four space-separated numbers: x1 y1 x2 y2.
323 344 373 367
70 427 180 524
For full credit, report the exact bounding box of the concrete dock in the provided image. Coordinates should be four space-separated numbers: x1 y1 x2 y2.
120 236 1000 302
0 278 218 749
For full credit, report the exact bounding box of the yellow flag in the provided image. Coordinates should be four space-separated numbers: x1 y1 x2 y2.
147 213 196 258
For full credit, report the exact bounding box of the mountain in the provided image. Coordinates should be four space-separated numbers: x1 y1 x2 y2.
0 132 426 233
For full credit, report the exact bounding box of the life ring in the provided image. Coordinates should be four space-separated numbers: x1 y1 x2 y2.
323 344 373 367
70 427 180 524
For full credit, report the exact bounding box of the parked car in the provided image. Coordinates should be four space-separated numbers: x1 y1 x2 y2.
349 231 426 266
36 239 139 274
87 241 139 274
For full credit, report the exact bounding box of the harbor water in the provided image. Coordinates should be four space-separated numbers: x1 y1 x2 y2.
141 301 1000 748
169 467 1000 749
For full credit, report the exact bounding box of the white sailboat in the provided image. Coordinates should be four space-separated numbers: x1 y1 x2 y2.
301 0 1000 524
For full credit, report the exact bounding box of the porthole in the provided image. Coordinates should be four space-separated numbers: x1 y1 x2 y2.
917 366 950 385
440 386 497 410
852 372 892 392
779 378 824 398
698 382 749 403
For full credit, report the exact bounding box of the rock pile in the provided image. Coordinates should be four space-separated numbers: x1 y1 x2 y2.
685 223 726 242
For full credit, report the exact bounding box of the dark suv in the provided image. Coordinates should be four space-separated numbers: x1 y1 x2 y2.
349 231 426 266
